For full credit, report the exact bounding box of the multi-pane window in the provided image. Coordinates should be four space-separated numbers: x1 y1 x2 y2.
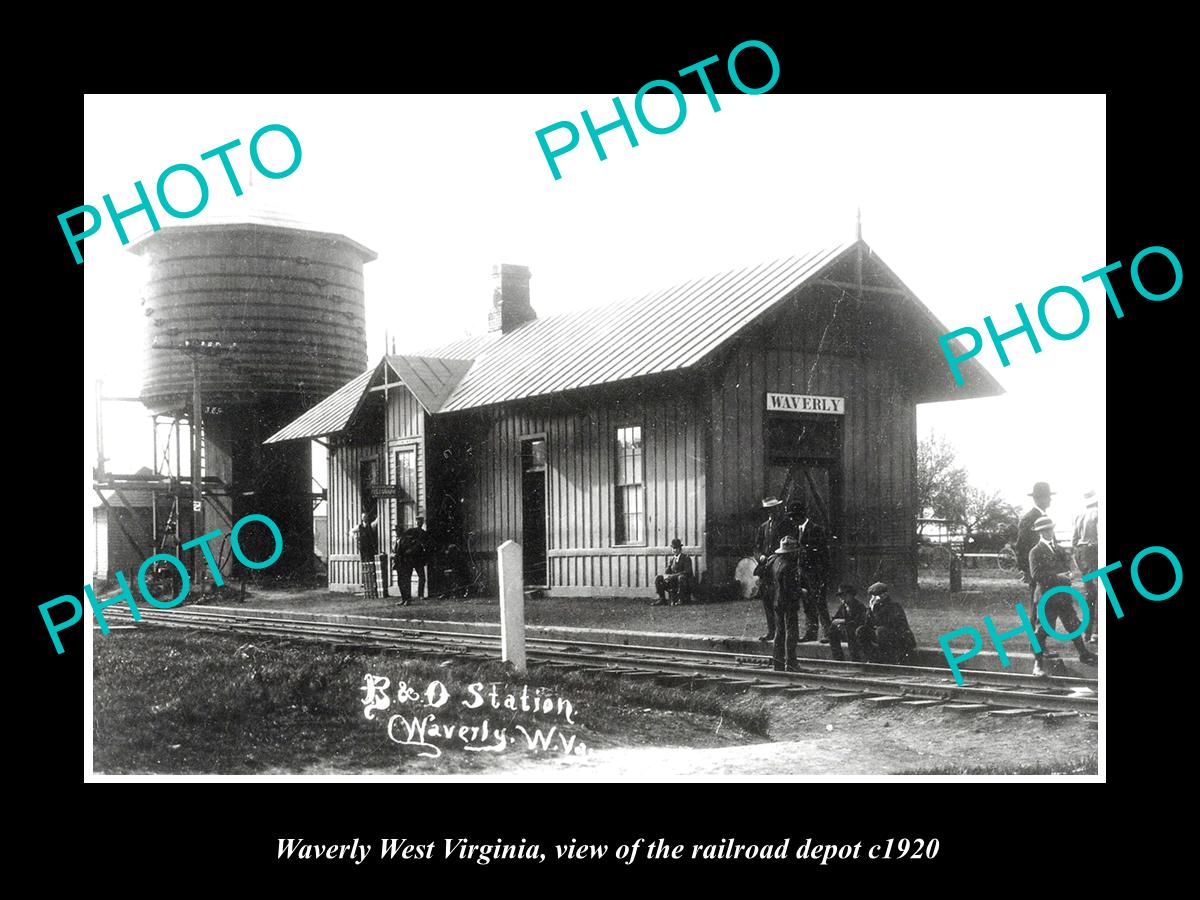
523 438 547 472
614 426 644 544
395 447 417 528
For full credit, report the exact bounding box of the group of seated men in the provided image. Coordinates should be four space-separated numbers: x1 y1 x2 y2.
827 581 917 667
646 512 918 673
753 496 916 671
761 535 916 672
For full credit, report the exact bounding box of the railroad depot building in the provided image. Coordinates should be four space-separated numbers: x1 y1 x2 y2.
267 240 1001 597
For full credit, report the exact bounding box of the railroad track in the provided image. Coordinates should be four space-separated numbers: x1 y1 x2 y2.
99 605 1099 717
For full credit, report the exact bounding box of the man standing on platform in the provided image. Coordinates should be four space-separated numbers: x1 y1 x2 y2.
1017 481 1054 598
788 500 832 642
1029 515 1098 677
1072 490 1100 643
754 497 785 641
352 509 379 599
765 535 804 672
394 515 435 605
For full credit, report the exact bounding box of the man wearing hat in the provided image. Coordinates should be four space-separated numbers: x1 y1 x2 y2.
855 583 917 664
827 583 868 662
787 499 833 642
352 510 380 598
763 535 804 671
653 538 693 606
1072 490 1100 642
1029 515 1098 676
753 497 786 641
1016 482 1055 592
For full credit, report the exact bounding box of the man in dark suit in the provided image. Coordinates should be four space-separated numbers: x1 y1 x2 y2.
827 583 868 662
856 582 917 664
1029 515 1098 677
754 497 785 641
1072 490 1100 643
653 538 693 605
764 535 804 671
788 500 833 642
392 515 435 606
1016 481 1054 594
352 510 379 598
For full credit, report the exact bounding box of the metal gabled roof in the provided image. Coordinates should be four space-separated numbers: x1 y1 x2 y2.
383 355 473 414
417 332 500 360
263 368 374 443
264 355 474 443
436 244 851 412
268 239 1003 442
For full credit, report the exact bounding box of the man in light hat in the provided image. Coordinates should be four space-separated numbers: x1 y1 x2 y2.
856 582 917 664
753 496 786 641
1029 515 1098 676
763 535 804 671
1016 482 1054 592
1072 490 1100 642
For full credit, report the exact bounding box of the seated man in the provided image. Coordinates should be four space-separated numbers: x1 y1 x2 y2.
855 582 917 664
652 538 693 606
827 583 868 662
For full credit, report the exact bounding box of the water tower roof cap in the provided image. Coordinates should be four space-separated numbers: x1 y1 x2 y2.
127 216 377 262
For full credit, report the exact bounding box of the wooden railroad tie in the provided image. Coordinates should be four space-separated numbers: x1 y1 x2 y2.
987 708 1039 717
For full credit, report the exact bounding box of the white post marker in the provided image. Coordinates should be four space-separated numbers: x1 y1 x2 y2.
497 540 526 672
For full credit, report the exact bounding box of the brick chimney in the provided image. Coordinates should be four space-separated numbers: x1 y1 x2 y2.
487 263 535 334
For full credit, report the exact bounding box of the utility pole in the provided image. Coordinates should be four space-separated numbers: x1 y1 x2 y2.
191 354 204 589
152 337 237 593
95 378 106 481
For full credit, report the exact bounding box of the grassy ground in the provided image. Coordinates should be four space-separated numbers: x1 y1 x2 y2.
93 629 769 775
93 626 1098 776
216 571 1048 652
896 754 1097 776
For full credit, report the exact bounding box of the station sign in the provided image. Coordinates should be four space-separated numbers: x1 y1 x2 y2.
766 393 845 415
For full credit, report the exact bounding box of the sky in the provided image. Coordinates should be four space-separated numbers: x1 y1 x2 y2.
83 93 1105 530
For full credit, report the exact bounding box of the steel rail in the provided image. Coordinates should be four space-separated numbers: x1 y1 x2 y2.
100 606 1097 714
106 604 1098 692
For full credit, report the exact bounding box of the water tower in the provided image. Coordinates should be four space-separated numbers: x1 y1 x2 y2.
132 215 376 575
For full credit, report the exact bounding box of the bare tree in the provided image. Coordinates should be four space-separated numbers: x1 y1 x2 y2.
918 433 1017 547
917 432 967 518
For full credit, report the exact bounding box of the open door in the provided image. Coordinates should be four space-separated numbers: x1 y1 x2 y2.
521 437 548 587
765 415 843 541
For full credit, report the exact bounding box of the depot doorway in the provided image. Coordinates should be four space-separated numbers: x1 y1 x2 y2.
521 436 548 587
764 415 844 539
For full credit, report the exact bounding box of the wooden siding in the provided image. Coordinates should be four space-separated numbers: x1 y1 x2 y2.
384 384 426 542
452 382 707 597
327 440 386 589
326 384 429 591
705 282 920 593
